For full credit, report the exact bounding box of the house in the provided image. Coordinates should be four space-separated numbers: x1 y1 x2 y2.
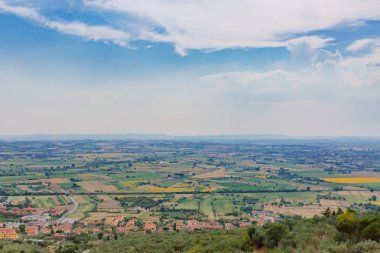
25 226 39 235
201 221 223 230
126 218 136 230
144 222 156 232
187 220 199 230
40 227 52 234
49 207 65 217
52 224 72 234
91 227 101 233
73 228 89 235
104 216 124 227
173 220 188 231
53 233 65 240
224 223 235 230
238 221 252 228
0 228 19 239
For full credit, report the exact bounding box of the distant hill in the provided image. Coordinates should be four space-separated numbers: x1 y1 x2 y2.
0 133 378 142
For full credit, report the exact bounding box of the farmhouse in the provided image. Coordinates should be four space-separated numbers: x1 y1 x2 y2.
0 228 19 239
104 215 124 227
25 225 39 235
144 222 156 232
40 227 52 234
52 224 72 233
126 218 136 230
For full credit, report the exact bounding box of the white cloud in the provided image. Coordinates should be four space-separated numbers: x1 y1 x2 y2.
84 0 380 54
312 49 342 71
287 36 334 54
347 38 380 52
0 1 130 46
197 48 380 135
2 0 380 55
201 47 380 104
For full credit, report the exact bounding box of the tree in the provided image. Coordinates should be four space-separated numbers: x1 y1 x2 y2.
322 207 332 217
247 226 256 244
336 210 358 235
247 227 266 249
362 222 380 242
336 207 344 216
265 223 288 248
354 240 380 252
18 224 26 234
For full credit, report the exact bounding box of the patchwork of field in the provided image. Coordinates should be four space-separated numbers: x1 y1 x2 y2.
264 205 327 218
194 168 231 179
78 181 118 193
0 139 379 221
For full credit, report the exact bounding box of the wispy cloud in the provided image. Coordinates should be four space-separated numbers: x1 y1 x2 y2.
347 38 380 52
84 0 380 55
0 1 130 46
2 0 380 55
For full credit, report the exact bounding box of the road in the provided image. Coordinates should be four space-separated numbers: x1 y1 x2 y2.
57 195 79 222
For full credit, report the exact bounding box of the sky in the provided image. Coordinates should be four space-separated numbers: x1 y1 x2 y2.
0 0 379 136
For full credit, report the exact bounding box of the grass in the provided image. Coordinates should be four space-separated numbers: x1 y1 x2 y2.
200 196 215 218
32 196 57 207
68 196 94 219
213 198 236 217
176 198 199 210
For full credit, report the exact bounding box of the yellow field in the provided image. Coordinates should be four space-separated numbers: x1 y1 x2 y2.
256 175 267 179
322 177 380 184
150 187 194 193
120 180 151 188
202 187 217 192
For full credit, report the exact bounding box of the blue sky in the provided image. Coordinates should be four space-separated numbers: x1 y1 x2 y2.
0 0 379 136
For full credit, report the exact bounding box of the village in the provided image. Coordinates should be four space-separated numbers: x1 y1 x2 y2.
0 199 276 241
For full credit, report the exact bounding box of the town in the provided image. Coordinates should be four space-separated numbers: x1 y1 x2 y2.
0 195 276 241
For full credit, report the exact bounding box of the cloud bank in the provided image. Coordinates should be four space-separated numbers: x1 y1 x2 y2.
1 0 380 54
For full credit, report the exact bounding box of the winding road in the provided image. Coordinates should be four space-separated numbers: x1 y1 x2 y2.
57 195 79 222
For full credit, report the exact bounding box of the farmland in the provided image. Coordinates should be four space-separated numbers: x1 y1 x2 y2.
0 139 379 222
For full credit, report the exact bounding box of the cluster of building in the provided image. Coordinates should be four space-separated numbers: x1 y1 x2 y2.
0 227 19 239
250 211 276 225
0 204 65 220
0 203 277 241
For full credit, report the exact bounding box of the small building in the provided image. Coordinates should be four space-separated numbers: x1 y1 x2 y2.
52 224 72 234
224 223 235 230
0 228 19 239
25 226 39 235
53 233 65 240
126 218 136 230
144 222 156 232
40 227 52 234
238 221 252 228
